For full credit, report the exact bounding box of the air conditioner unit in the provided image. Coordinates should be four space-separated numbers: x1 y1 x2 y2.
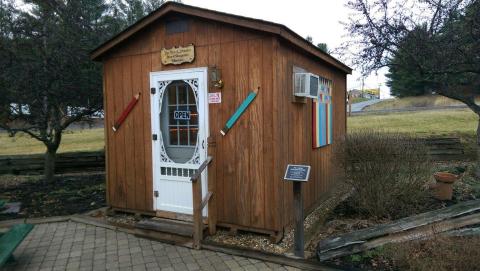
294 73 319 98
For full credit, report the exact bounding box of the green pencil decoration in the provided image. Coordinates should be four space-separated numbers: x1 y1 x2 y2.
220 90 258 136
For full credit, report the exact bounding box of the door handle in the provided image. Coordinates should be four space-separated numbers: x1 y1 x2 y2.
202 140 205 149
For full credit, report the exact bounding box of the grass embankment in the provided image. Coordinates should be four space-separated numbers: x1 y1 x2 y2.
349 108 476 137
349 108 478 156
0 128 104 156
364 94 474 111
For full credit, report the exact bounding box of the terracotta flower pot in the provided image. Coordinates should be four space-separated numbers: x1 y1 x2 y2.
433 172 460 200
434 172 459 184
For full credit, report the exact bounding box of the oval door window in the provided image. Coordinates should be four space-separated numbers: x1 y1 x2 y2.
160 80 198 163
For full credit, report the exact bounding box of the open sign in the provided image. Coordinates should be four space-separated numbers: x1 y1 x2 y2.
174 110 191 120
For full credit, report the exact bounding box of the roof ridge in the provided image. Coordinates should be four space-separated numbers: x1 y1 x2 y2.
90 2 352 74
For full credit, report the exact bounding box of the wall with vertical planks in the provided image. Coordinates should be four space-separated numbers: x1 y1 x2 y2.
102 14 347 235
274 41 347 229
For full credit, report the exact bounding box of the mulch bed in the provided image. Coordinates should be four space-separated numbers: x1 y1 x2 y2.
0 173 106 220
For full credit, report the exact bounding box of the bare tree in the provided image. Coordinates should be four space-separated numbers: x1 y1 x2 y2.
341 0 480 148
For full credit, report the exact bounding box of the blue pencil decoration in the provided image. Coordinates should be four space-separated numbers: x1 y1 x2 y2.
220 90 258 136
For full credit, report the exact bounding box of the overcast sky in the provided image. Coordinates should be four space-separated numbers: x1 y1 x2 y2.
185 0 391 98
13 0 391 98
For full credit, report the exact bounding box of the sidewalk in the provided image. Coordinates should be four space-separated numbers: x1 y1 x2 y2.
3 221 301 271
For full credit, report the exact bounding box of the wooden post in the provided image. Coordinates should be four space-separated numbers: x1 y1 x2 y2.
192 178 202 250
347 93 352 117
293 182 304 258
190 156 212 250
207 137 217 235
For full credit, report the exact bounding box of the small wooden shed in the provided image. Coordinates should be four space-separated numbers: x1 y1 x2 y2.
91 2 351 240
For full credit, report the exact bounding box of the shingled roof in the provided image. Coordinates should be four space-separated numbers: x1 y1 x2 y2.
90 2 352 74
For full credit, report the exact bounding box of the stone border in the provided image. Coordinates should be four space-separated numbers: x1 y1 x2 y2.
0 215 71 227
202 242 338 271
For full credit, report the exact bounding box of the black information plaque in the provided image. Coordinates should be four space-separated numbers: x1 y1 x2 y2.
284 164 311 182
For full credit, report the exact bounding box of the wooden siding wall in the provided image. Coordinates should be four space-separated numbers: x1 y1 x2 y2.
102 14 346 233
274 41 347 229
103 16 281 231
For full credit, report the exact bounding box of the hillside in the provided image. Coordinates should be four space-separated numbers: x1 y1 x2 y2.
364 95 468 111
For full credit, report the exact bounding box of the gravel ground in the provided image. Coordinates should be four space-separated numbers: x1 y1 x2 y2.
94 183 352 258
206 183 352 257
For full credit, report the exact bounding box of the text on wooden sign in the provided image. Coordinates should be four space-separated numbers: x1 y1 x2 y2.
161 44 195 65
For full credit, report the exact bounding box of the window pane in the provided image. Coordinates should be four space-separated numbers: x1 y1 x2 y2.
168 108 176 124
168 87 176 104
178 84 187 104
169 127 178 145
179 127 189 145
190 127 198 146
188 88 195 105
190 107 198 124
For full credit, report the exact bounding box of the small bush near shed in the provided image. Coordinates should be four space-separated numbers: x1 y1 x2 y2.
336 130 431 219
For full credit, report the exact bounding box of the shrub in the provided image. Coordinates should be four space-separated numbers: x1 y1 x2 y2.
385 235 480 271
335 130 431 219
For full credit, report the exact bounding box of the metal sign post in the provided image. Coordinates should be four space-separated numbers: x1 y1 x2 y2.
284 164 311 258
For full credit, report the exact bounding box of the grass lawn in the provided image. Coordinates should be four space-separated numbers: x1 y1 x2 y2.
364 94 475 111
349 108 477 137
349 108 478 154
0 128 104 156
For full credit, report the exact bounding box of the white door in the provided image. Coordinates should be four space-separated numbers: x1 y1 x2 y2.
150 68 208 215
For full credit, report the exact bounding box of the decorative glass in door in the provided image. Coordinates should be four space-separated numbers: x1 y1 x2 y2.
158 79 201 178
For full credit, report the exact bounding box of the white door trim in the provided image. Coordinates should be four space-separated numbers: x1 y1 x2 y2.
150 67 209 214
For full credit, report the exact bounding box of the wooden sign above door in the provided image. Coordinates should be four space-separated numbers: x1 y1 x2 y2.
161 44 195 65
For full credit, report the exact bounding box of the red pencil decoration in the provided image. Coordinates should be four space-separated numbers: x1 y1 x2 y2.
112 93 141 132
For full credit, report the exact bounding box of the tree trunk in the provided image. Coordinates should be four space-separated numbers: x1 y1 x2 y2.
477 117 480 145
44 147 57 182
477 117 480 177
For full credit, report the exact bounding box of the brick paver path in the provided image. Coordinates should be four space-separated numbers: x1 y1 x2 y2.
3 222 301 271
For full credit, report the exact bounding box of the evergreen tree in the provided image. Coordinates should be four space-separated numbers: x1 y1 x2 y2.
385 26 433 97
317 43 329 53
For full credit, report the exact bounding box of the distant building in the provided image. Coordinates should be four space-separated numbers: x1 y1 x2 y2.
363 88 380 99
348 88 380 100
348 89 363 98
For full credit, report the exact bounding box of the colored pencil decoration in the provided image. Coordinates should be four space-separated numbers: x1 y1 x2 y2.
312 78 333 148
220 90 258 136
112 93 141 132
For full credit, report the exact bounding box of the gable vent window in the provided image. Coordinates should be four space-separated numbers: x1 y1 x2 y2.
166 19 190 34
